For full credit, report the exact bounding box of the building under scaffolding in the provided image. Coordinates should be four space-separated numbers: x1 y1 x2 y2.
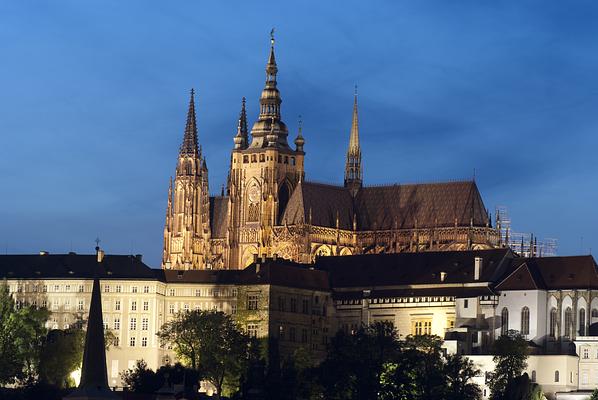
495 206 557 257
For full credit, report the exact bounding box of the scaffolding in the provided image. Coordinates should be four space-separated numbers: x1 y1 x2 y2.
495 206 557 257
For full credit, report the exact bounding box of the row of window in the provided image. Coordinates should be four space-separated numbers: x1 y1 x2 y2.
13 283 87 293
276 296 322 315
104 285 152 294
279 326 310 343
167 302 235 314
16 298 86 311
110 300 150 312
167 288 238 298
338 296 458 306
241 154 296 165
501 306 590 338
126 336 148 347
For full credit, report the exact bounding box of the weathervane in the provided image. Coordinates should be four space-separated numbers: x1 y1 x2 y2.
270 28 275 46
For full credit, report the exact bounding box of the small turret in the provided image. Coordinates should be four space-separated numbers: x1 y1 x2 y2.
294 116 305 152
233 97 248 150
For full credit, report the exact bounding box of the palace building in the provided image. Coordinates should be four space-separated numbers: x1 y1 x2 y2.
161 35 500 270
3 248 598 399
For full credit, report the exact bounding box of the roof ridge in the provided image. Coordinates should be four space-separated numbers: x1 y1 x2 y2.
303 180 346 189
362 179 475 188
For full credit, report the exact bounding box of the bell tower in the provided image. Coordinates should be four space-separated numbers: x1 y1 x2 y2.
227 31 305 268
162 89 211 270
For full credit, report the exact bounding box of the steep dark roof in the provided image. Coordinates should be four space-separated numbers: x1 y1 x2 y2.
355 181 489 230
241 259 330 291
210 196 229 238
162 269 240 284
0 254 158 280
496 255 598 291
281 181 354 229
280 180 489 230
315 248 512 288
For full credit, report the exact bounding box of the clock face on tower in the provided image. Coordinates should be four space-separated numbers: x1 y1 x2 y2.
248 184 261 204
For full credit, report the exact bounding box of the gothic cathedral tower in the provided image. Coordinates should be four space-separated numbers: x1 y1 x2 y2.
226 33 306 268
162 89 211 270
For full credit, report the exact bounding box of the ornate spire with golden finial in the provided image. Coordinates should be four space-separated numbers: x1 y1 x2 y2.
267 28 278 79
248 29 291 149
233 97 248 149
344 85 362 196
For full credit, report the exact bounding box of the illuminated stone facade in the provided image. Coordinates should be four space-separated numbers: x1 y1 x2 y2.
162 35 500 271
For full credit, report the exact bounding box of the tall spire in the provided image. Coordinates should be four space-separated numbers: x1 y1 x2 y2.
180 88 199 156
233 97 248 149
344 86 362 195
65 274 117 399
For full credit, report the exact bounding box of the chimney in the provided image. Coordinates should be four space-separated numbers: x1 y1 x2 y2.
96 247 105 263
135 254 143 262
440 271 447 282
474 257 483 280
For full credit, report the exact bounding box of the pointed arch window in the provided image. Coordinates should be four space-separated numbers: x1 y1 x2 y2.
501 307 509 336
579 308 586 336
521 307 530 335
564 307 573 339
277 182 291 224
550 308 557 338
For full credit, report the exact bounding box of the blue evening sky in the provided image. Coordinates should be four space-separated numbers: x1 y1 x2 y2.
1 1 597 267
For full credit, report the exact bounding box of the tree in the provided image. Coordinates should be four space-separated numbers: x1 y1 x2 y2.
38 328 85 388
157 309 249 398
120 359 160 393
0 282 48 385
121 360 200 394
444 354 482 400
378 335 447 400
318 322 400 399
590 388 598 400
489 330 529 400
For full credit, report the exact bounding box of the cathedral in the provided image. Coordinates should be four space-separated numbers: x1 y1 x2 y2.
161 35 500 270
